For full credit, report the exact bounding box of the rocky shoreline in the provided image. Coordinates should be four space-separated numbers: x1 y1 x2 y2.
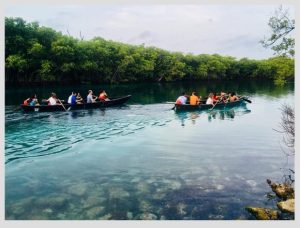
246 179 294 220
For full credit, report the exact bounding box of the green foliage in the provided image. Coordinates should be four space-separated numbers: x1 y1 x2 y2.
5 17 295 86
39 60 55 82
261 6 295 57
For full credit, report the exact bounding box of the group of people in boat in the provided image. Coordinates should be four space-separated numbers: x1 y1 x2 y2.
23 90 110 106
176 91 239 106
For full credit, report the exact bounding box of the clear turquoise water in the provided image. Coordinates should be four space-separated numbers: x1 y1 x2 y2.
5 81 294 220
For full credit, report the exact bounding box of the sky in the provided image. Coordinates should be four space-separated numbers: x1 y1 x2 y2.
4 4 295 59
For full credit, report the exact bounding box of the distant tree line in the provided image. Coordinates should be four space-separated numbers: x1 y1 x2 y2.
5 17 294 86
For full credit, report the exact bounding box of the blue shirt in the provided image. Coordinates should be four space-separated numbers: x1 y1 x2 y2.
71 95 76 105
29 100 36 106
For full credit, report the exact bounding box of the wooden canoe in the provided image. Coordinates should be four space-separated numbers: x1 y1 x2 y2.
174 99 248 111
21 95 131 112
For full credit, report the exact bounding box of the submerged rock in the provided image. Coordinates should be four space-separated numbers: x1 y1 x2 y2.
42 208 53 214
208 214 225 220
67 183 87 196
109 187 130 199
246 180 257 187
245 207 278 220
36 195 68 210
99 213 112 220
136 182 150 193
177 202 187 216
56 213 66 219
139 200 153 212
127 211 133 219
86 206 105 219
82 196 106 209
277 199 294 213
267 179 294 200
137 212 158 220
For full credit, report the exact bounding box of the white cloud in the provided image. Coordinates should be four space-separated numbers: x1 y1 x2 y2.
5 4 294 59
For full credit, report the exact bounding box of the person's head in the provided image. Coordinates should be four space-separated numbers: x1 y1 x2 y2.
208 93 213 98
181 91 188 97
192 92 196 96
100 90 104 94
88 90 93 95
51 92 57 98
232 92 236 96
73 92 77 96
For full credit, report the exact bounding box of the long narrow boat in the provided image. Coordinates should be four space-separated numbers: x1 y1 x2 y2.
21 95 132 112
174 98 249 111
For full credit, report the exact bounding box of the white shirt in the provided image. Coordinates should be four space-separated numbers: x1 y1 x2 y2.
68 95 72 104
48 97 57 105
206 97 213 105
177 95 187 104
87 94 93 103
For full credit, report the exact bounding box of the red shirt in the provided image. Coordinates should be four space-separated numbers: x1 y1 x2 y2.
23 99 30 106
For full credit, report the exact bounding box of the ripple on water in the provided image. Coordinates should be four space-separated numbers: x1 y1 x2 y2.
5 104 174 165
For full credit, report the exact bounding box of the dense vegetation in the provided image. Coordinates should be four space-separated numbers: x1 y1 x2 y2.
5 17 294 86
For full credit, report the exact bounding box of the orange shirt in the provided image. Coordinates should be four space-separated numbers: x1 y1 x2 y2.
190 95 200 105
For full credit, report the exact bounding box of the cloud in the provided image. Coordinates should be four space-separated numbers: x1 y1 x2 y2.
5 4 287 59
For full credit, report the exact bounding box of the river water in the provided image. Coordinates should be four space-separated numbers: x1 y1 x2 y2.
5 80 294 220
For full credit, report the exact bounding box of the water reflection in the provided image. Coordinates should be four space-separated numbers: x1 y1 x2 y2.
5 80 294 106
175 106 251 126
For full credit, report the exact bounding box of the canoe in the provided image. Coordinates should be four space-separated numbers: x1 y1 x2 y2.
174 99 247 111
21 95 132 112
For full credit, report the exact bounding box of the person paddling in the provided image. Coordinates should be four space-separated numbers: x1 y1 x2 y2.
87 90 96 103
98 90 110 101
175 92 188 105
189 92 200 105
206 93 214 105
68 92 75 104
23 97 31 106
47 92 58 105
76 93 83 104
229 92 239 102
29 94 40 106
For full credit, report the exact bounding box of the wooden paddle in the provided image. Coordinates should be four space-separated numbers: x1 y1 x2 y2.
240 96 252 103
57 99 67 111
209 100 219 111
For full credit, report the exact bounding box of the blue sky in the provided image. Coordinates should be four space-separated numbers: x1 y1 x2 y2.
5 4 295 59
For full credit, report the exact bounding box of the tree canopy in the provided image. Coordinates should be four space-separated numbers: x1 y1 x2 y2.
260 5 295 57
5 17 294 86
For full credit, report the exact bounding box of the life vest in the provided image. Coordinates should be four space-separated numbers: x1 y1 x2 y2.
99 93 107 101
23 99 30 106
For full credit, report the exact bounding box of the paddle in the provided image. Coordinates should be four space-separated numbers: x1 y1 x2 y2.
57 99 68 111
240 96 252 103
209 100 219 111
